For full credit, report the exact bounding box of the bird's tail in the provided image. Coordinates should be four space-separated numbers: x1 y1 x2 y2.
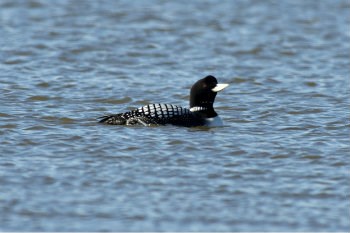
98 114 126 125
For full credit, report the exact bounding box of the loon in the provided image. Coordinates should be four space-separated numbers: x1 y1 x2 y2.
98 75 229 127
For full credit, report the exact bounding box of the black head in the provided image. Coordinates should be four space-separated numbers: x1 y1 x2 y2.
189 75 229 117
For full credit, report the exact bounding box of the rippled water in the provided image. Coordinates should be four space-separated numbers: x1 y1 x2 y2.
1 0 349 231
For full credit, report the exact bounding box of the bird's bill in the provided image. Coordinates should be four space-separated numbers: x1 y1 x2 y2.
212 83 229 92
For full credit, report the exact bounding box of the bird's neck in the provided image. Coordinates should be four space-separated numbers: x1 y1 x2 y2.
189 105 217 118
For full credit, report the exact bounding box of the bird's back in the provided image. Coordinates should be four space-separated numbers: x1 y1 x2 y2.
98 103 205 127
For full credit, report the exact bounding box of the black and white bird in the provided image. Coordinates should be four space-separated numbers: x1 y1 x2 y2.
98 75 229 127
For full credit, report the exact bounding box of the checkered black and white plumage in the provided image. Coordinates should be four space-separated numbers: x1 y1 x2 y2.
98 75 229 127
98 103 204 127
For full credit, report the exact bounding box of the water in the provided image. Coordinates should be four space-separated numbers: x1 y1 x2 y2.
1 0 349 231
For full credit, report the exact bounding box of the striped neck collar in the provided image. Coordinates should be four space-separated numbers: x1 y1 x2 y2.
190 106 218 118
190 106 207 112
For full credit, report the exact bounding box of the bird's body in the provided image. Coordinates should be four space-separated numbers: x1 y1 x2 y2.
98 104 205 127
98 75 228 127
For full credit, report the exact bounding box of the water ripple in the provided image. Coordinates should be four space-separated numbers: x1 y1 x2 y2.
0 0 349 232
